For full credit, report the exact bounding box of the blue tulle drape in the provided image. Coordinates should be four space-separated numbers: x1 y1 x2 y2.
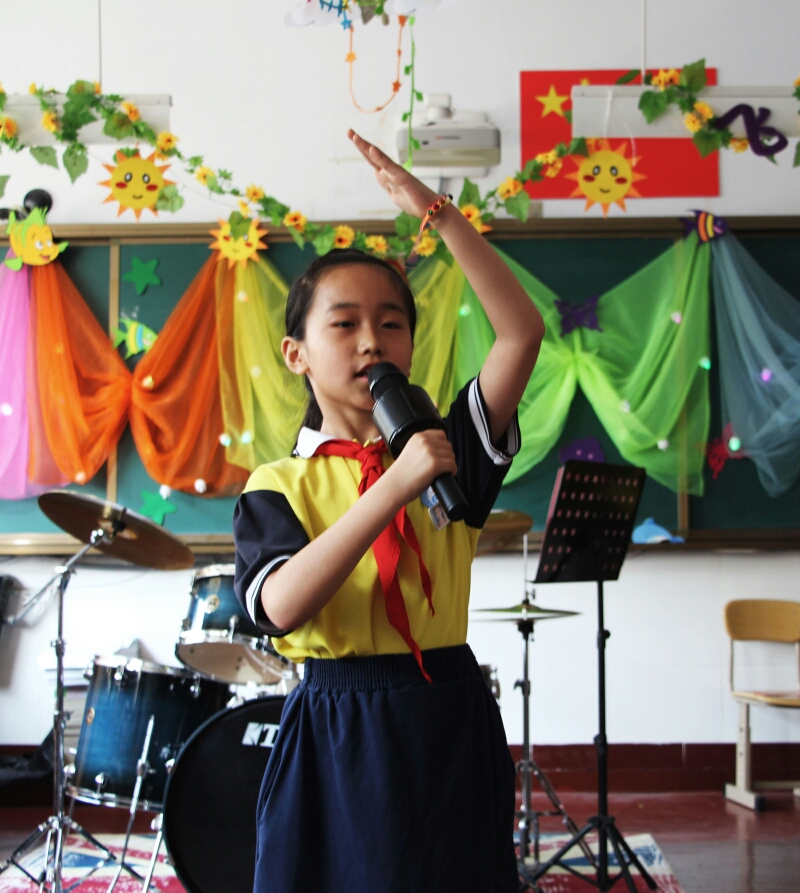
712 236 800 497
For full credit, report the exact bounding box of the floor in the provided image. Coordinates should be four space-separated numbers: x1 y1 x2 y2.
1 791 798 893
520 790 800 893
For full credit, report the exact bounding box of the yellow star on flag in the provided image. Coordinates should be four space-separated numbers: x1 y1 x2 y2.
536 84 569 118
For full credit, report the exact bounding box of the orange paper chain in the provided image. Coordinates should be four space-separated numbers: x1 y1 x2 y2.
347 15 407 114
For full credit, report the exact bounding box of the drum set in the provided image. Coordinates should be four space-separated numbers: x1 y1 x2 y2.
1 494 577 893
0 492 293 893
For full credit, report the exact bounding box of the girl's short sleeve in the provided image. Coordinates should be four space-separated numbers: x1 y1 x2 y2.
443 377 521 530
233 486 310 636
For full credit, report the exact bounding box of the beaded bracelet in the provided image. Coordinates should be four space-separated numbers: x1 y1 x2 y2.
411 193 453 253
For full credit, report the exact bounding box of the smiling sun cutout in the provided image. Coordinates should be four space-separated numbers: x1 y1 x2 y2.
209 215 268 269
565 139 646 218
99 150 174 220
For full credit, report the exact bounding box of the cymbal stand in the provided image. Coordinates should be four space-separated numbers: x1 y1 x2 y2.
514 595 594 878
0 523 141 893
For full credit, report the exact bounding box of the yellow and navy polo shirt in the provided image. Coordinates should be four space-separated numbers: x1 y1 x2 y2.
232 377 520 663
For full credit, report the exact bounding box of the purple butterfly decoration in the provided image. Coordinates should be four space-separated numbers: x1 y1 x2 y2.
558 437 605 465
555 294 603 337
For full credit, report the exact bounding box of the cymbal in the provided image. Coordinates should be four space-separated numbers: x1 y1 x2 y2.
475 510 533 556
472 600 578 621
38 490 195 570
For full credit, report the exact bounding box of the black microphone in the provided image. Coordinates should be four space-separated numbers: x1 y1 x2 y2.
368 362 468 522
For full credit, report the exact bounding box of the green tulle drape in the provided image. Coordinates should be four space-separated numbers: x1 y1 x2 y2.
219 237 711 495
436 238 711 493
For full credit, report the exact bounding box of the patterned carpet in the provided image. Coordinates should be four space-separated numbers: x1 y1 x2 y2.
0 831 683 893
0 833 185 893
521 832 685 892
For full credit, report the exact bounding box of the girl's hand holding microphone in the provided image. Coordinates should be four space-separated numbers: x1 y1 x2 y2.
382 429 458 509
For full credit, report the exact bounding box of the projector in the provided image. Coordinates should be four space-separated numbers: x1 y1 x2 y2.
396 94 501 178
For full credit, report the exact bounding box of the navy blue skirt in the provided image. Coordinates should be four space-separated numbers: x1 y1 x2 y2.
254 644 518 893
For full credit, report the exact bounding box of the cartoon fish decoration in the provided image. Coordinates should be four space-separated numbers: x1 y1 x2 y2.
113 317 158 358
682 210 727 243
4 208 68 270
632 517 685 544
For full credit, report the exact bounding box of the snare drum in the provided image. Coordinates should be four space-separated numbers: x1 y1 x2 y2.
163 696 286 893
68 655 230 811
176 564 286 685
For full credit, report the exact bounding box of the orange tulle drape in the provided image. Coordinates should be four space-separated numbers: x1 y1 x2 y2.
128 253 249 497
30 262 132 485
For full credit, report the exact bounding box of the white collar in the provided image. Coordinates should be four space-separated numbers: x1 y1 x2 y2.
294 428 339 458
294 427 384 459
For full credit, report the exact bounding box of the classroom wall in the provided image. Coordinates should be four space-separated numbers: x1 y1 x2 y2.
1 2 800 750
0 1 799 223
1 551 799 747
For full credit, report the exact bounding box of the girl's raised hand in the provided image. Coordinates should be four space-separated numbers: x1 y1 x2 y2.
348 129 440 219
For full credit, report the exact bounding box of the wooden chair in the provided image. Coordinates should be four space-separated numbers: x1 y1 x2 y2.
724 599 800 810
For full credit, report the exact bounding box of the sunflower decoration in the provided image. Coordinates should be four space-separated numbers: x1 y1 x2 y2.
283 211 307 234
209 211 268 269
334 225 355 249
99 149 175 220
365 235 389 256
460 204 492 234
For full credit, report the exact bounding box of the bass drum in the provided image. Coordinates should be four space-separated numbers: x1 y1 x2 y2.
163 695 286 893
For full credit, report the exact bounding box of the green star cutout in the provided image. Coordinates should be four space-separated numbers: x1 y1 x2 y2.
123 257 162 296
139 489 177 526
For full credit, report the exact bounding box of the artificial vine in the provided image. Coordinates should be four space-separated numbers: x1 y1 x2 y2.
633 59 800 166
0 75 589 263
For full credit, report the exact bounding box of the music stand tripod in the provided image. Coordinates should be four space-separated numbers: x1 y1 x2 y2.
524 460 657 893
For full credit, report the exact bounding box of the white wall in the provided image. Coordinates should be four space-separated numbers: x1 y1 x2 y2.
2 551 799 746
1 2 799 747
0 1 798 223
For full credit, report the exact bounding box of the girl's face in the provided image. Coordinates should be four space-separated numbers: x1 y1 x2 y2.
282 263 414 439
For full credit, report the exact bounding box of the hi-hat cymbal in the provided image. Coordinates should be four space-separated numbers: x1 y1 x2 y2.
472 600 578 621
38 490 195 570
476 510 533 556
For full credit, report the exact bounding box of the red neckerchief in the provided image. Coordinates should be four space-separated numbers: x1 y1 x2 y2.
313 439 434 682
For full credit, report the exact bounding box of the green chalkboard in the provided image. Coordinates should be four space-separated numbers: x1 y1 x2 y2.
3 225 800 544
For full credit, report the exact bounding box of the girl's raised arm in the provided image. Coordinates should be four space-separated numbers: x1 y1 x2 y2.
349 130 544 444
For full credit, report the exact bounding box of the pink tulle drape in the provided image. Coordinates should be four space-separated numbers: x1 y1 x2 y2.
0 259 54 498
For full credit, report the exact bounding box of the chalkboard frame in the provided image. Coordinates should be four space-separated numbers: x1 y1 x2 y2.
2 215 799 555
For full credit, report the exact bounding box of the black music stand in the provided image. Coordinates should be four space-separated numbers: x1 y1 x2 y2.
522 460 657 893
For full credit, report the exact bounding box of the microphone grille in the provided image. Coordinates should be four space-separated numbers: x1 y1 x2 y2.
368 362 408 400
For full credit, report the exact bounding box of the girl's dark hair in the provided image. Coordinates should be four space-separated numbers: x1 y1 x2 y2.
285 248 416 431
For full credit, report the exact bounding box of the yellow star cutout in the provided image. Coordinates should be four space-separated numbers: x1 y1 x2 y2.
536 84 569 118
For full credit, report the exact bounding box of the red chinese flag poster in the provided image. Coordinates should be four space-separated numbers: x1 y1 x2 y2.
520 70 719 214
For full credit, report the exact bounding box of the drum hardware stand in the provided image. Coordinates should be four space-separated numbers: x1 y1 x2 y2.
512 578 595 882
140 814 165 893
103 715 160 893
524 461 657 893
0 523 143 893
